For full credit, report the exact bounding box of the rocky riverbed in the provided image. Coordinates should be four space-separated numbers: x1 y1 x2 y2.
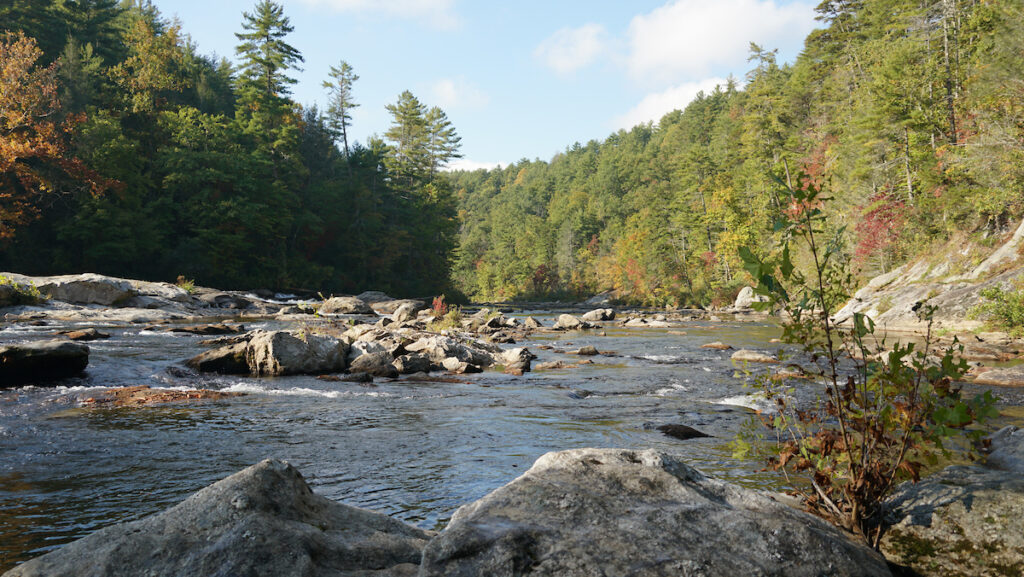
2 272 1024 575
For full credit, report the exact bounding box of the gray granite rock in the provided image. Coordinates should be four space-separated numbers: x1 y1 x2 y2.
420 448 891 577
2 459 430 577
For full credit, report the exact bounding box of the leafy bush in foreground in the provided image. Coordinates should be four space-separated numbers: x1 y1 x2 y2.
734 176 997 547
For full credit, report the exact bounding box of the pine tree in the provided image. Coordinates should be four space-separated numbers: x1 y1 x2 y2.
425 106 462 180
234 0 303 116
60 0 125 65
323 60 358 158
384 90 430 186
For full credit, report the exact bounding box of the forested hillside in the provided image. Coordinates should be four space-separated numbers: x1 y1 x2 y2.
449 0 1024 306
0 0 461 294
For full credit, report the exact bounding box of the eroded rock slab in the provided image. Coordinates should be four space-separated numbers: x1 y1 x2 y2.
420 448 891 577
80 385 242 407
3 459 430 577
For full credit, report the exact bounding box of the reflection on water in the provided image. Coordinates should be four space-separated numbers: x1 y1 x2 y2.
1 315 1022 571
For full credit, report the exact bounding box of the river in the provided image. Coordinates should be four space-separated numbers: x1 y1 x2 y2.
2 312 1022 571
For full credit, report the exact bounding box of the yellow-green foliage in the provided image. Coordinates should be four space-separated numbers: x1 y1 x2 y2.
970 278 1024 336
427 306 463 332
0 275 45 305
175 275 196 294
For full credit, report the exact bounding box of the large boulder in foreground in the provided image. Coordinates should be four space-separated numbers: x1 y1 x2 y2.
420 448 890 577
881 465 1024 577
3 459 430 577
0 340 89 387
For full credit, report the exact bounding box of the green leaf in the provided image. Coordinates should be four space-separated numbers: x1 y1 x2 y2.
780 244 794 279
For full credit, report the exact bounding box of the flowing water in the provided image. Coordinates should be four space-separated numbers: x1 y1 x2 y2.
2 313 1022 571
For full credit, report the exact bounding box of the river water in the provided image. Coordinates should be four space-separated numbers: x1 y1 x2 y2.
2 313 1022 571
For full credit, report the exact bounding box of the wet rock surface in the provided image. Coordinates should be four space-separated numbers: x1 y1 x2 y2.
80 385 242 407
0 340 89 387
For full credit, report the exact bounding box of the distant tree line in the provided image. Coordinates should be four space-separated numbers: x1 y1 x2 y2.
449 0 1024 306
0 0 461 295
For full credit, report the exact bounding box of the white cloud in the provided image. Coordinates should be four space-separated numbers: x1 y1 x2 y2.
444 159 504 172
534 23 607 74
626 0 816 84
613 77 729 130
295 0 460 29
429 77 489 110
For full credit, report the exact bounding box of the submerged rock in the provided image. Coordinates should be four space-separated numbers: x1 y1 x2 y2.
168 323 243 336
534 360 577 371
420 448 890 577
656 424 711 440
55 328 110 341
3 459 430 577
81 385 242 407
882 465 1024 577
0 340 89 386
701 341 733 350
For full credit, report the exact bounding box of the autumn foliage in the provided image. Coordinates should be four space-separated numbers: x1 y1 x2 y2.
0 32 104 240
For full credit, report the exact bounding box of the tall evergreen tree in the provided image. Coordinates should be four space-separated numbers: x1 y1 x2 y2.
425 106 462 180
234 0 302 111
383 90 429 186
323 60 358 158
60 0 125 65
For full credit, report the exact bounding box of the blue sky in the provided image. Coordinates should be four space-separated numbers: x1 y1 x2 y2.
161 0 819 170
